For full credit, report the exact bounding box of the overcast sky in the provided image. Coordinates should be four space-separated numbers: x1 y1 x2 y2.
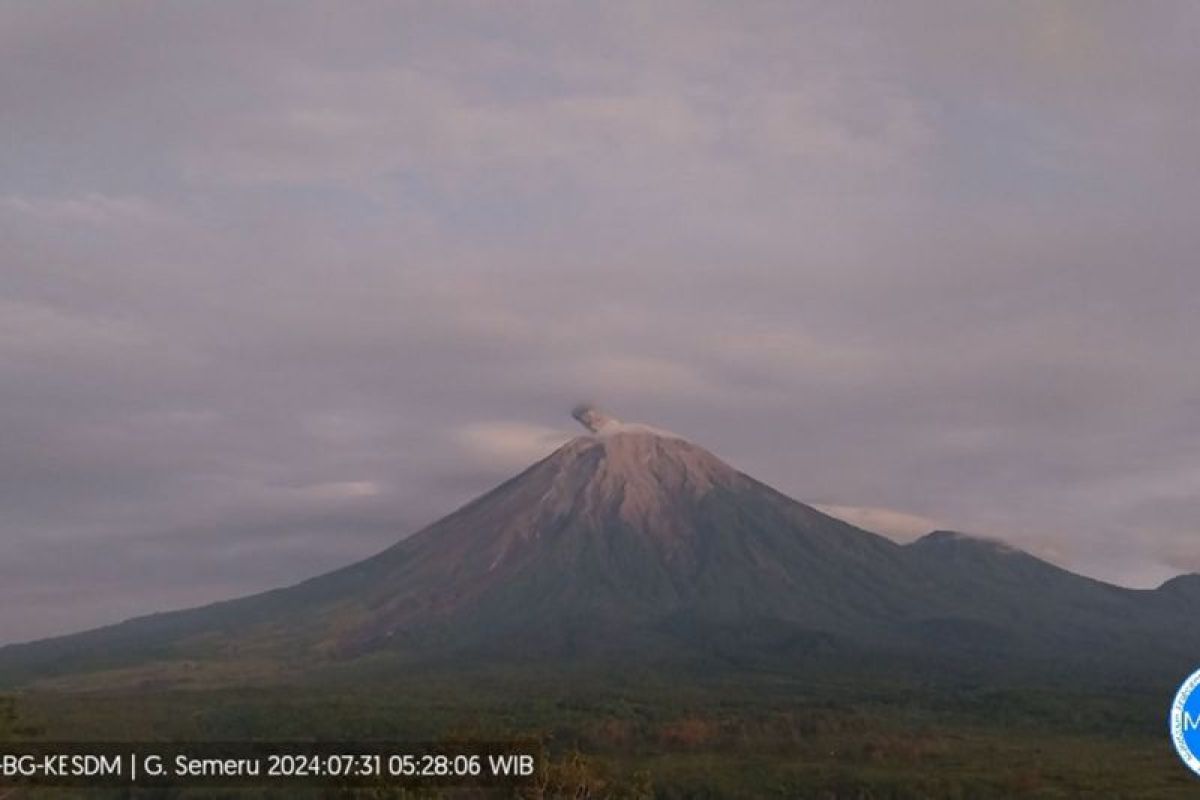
2 1 1199 644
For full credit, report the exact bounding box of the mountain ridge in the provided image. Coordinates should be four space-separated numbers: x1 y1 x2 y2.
1 410 1196 688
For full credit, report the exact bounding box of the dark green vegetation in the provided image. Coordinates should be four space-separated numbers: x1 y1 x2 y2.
2 426 1198 796
0 694 13 740
4 667 1198 798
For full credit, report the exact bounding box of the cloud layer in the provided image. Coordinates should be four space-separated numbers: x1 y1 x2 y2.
2 2 1198 642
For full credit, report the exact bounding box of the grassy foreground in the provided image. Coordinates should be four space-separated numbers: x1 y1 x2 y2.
1 668 1196 798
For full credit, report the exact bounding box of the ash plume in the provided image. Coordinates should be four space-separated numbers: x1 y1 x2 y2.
572 404 618 433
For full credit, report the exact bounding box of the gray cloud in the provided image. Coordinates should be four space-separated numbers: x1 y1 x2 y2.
2 1 1198 643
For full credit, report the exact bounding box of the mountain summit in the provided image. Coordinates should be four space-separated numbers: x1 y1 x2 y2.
1 408 1197 686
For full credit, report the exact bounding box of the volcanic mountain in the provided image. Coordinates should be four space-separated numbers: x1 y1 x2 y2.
1 408 1197 687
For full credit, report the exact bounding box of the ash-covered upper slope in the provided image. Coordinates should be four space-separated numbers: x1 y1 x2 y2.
1 407 1197 685
518 407 738 539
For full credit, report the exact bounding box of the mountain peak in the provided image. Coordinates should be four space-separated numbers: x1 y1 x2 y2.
543 423 739 534
1157 573 1200 593
910 529 1019 554
561 405 731 497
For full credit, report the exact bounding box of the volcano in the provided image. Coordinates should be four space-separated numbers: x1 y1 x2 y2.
1 408 1197 687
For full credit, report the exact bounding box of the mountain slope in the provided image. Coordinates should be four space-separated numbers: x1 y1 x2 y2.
1 410 1196 687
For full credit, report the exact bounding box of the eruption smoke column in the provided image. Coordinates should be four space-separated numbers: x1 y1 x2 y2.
572 404 619 433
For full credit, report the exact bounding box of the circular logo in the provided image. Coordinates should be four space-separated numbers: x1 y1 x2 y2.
1170 668 1200 776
